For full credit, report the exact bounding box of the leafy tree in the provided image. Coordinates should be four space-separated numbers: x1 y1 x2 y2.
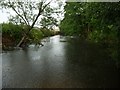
0 0 62 47
60 2 120 40
60 2 120 67
40 16 58 30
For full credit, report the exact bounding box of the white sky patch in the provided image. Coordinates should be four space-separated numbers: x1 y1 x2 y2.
0 10 9 23
0 0 66 24
0 8 17 23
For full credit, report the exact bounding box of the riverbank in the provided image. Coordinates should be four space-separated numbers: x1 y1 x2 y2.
2 34 58 51
1 23 60 51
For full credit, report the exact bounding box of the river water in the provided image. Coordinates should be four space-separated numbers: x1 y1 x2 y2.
2 35 119 88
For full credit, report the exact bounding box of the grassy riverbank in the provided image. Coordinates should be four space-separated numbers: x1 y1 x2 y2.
1 23 59 50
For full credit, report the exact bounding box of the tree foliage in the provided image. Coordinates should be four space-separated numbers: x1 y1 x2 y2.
60 2 120 41
60 2 120 67
0 0 62 47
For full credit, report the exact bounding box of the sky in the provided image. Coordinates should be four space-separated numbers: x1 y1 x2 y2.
0 0 66 24
0 10 10 23
0 0 119 24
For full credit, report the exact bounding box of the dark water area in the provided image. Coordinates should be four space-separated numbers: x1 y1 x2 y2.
2 35 119 88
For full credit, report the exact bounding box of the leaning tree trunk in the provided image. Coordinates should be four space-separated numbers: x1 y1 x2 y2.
16 13 42 47
16 35 27 47
16 1 52 47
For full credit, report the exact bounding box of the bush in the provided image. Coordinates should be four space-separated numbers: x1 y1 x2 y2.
1 23 57 48
2 23 23 46
29 28 44 44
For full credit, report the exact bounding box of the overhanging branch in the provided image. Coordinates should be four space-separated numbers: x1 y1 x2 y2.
41 0 53 12
8 2 28 25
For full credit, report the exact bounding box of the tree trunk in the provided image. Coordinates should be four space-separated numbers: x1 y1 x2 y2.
16 13 41 47
16 1 52 47
16 35 27 47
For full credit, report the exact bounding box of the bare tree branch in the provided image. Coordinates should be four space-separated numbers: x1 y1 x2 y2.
21 5 30 25
8 1 28 25
16 0 53 47
41 0 53 12
30 0 53 31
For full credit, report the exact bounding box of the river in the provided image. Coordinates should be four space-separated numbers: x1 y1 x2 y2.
2 35 119 88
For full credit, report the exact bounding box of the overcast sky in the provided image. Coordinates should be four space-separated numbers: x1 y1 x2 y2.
0 0 66 24
0 0 119 23
0 9 10 23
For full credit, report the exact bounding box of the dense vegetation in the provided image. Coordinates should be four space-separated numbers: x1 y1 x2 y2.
0 0 62 47
60 2 120 68
1 22 58 49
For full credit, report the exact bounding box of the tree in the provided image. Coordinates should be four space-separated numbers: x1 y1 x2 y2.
40 17 58 30
60 2 120 68
60 2 120 39
0 0 59 47
60 2 86 36
40 2 64 30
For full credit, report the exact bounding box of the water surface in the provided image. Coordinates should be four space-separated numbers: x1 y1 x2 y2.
2 35 119 88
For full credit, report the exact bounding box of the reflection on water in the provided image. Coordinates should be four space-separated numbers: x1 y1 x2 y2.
2 35 119 88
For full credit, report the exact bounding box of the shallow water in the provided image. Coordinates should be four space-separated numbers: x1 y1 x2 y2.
2 35 119 88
